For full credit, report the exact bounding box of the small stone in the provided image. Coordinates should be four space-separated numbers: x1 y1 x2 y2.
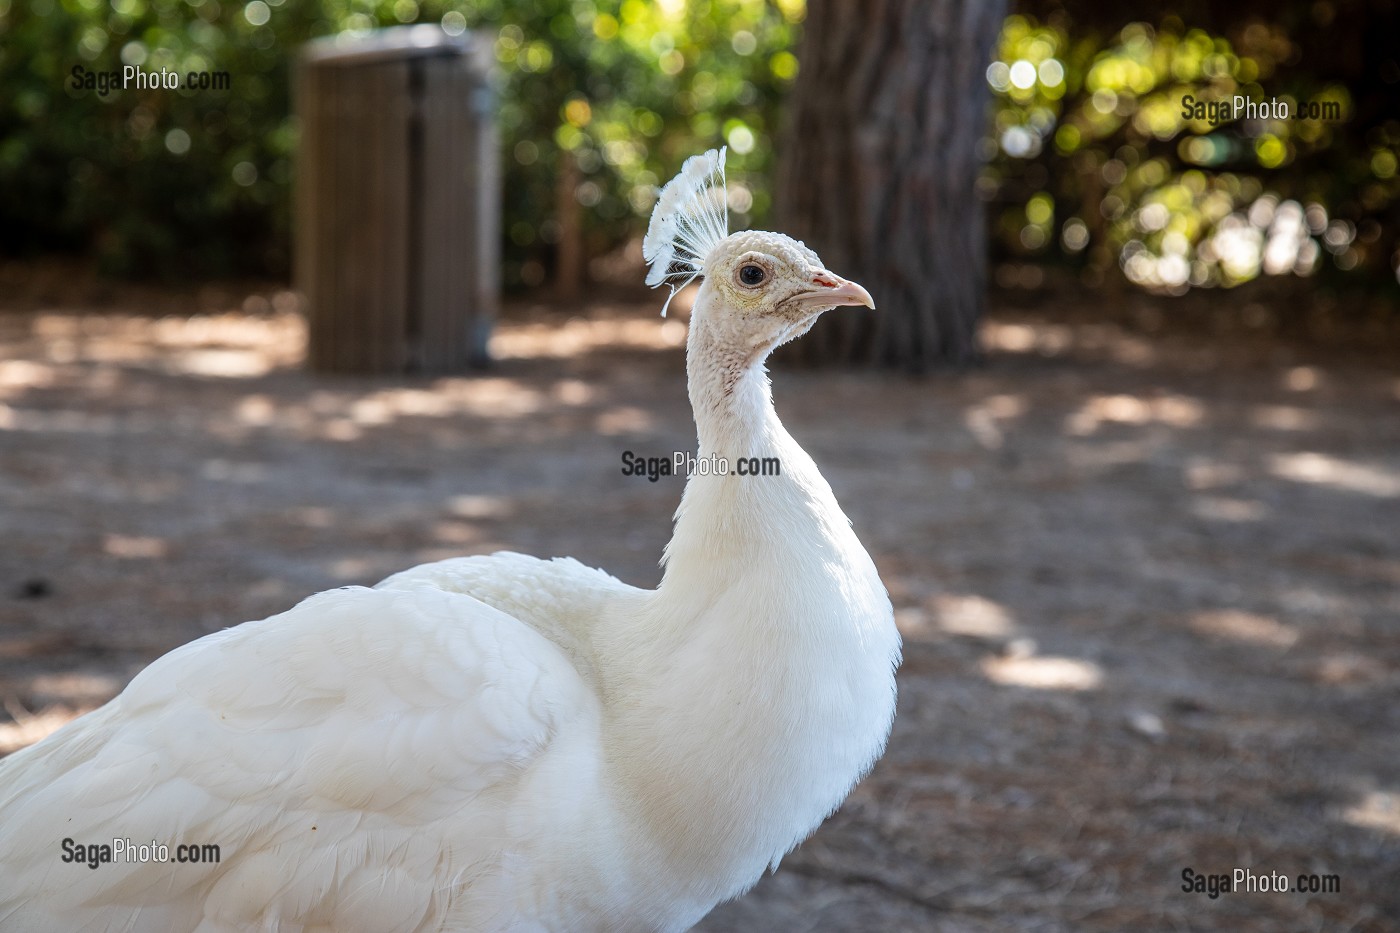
15 578 52 600
1128 710 1166 740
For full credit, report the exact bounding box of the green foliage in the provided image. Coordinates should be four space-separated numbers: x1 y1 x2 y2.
455 0 802 288
0 0 800 281
0 0 314 276
983 14 1398 293
5 3 1391 295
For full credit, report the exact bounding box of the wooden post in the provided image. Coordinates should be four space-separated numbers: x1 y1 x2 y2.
296 26 499 374
554 149 583 304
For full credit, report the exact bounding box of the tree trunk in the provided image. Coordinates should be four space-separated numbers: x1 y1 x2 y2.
554 149 583 303
776 0 1004 370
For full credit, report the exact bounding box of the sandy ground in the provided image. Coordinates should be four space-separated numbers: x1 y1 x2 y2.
1 272 1397 931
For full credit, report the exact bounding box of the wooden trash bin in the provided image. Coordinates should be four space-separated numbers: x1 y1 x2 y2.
296 25 498 374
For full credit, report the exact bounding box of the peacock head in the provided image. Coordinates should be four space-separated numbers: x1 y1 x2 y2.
698 230 873 341
642 147 873 352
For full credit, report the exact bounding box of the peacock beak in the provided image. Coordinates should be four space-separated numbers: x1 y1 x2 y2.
796 272 876 310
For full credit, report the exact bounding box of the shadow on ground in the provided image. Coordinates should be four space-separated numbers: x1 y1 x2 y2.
1 275 1397 931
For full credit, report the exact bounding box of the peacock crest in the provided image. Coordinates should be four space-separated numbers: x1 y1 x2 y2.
643 146 729 316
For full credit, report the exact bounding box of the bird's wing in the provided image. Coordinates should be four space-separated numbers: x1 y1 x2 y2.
378 552 641 682
0 584 598 932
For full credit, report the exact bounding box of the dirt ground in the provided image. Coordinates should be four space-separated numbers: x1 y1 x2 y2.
1 268 1397 931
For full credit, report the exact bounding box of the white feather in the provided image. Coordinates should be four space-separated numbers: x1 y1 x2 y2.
0 218 900 932
642 146 729 316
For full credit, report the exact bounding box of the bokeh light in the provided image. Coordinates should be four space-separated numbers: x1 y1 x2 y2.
982 13 1390 294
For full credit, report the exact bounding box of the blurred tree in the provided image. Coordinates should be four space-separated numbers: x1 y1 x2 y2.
983 5 1400 299
0 0 799 284
5 0 1393 304
777 0 1006 369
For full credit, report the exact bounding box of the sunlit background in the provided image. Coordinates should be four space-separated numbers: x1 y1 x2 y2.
2 0 1396 300
982 10 1394 296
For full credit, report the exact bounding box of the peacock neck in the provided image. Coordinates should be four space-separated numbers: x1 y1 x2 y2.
658 301 841 597
683 304 782 458
612 300 897 899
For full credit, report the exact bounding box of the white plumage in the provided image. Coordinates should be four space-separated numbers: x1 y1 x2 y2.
642 146 729 316
0 150 899 932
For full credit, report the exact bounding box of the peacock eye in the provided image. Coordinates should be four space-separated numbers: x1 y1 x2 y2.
738 264 766 287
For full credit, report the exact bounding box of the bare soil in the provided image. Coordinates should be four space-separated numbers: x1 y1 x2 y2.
1 269 1397 931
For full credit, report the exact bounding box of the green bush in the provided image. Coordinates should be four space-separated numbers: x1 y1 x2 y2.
5 2 1390 295
0 0 801 281
982 13 1399 293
